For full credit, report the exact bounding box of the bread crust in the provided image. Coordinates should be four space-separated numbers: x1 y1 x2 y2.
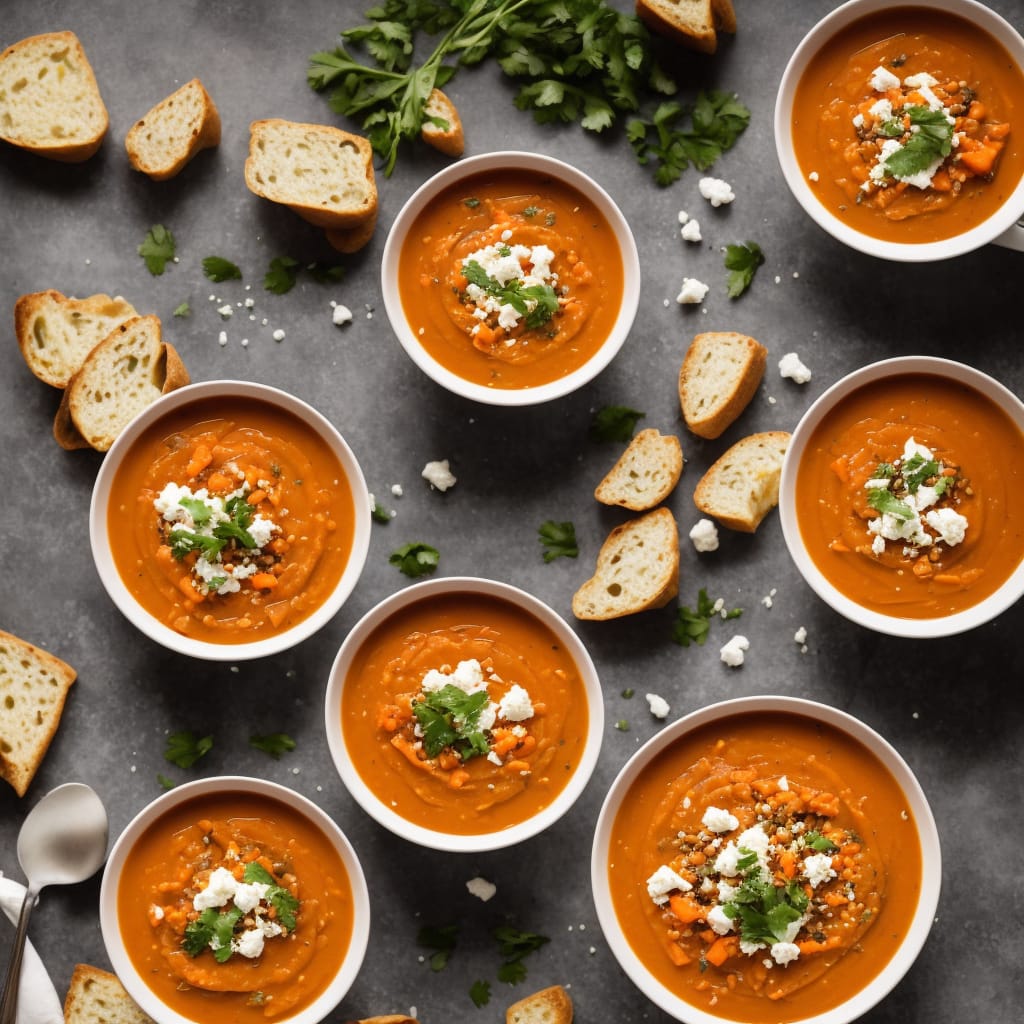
325 207 379 254
421 88 465 157
595 428 684 511
125 77 221 181
506 984 574 1024
635 0 736 54
679 331 767 440
693 430 791 532
64 963 155 1023
0 30 108 161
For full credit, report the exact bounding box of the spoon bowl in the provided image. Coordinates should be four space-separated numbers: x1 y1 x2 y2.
0 783 108 1024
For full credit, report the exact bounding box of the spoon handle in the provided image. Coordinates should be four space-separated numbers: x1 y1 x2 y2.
0 886 38 1024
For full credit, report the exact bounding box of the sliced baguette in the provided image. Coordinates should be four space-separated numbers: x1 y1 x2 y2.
0 30 108 161
421 88 464 157
245 119 377 229
15 290 138 388
54 315 189 452
635 0 736 54
595 428 683 511
64 964 156 1024
325 207 379 254
572 507 679 621
679 331 767 440
0 629 76 797
125 77 220 181
693 431 791 533
507 985 574 1024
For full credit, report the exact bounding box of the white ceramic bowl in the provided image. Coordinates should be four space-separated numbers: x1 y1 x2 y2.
592 695 941 1024
99 775 370 1024
774 0 1024 260
90 379 371 661
779 355 1024 638
381 150 641 405
325 576 603 852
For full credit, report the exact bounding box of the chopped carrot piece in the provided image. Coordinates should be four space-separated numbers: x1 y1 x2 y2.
187 444 213 478
665 942 691 966
669 894 704 924
705 936 738 967
249 573 278 590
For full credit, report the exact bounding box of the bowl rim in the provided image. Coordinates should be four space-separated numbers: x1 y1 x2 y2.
98 774 371 1024
590 694 942 1024
89 378 372 661
380 149 641 406
773 0 1024 262
778 355 1024 638
324 574 604 852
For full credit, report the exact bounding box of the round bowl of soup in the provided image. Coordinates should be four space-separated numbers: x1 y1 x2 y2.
381 150 641 405
779 355 1024 637
592 695 941 1024
774 0 1024 260
99 776 370 1024
90 379 371 660
325 575 603 851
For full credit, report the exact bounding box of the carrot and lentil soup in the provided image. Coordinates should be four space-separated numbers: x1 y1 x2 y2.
117 792 355 1022
108 395 357 644
608 712 923 1023
792 7 1024 242
342 592 589 835
397 168 624 389
797 373 1024 618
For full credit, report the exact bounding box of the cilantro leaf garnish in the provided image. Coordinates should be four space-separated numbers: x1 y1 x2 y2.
724 241 765 298
462 259 559 330
902 454 941 493
249 733 296 759
371 500 392 524
211 496 257 548
169 529 225 561
493 925 549 985
589 405 645 443
164 730 213 769
723 868 809 948
138 224 176 275
178 497 213 527
390 541 440 577
414 684 491 760
306 261 346 283
874 462 895 479
243 862 299 930
883 106 954 178
418 923 458 972
867 488 915 520
264 256 300 294
183 906 241 960
156 773 176 790
672 588 742 648
538 520 578 562
804 830 839 853
206 576 227 592
202 256 242 282
469 979 491 1007
173 301 191 318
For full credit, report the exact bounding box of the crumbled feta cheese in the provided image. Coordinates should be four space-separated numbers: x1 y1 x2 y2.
272 328 285 342
868 97 893 121
808 171 819 182
216 304 233 318
871 534 886 556
713 843 741 878
645 693 670 719
719 635 749 667
870 65 901 92
232 881 270 914
422 459 457 491
676 277 709 304
646 864 692 905
771 942 801 965
803 852 837 888
332 303 353 326
778 352 812 384
793 626 807 645
677 210 689 224
193 867 238 910
150 904 164 921
698 176 735 207
702 806 739 834
498 684 534 722
421 659 487 695
218 331 228 347
689 518 719 552
466 877 497 902
903 71 938 89
707 905 734 935
681 219 702 242
232 928 265 959
925 507 969 546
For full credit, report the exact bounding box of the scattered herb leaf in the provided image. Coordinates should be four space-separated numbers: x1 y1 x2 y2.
202 256 243 282
183 906 241 961
469 979 491 1007
590 405 644 443
622 688 635 698
249 733 297 759
493 926 549 985
164 731 213 769
264 256 300 294
418 923 459 972
371 500 392 524
306 261 347 283
390 541 441 577
243 862 299 930
413 684 491 760
867 488 915 520
538 520 578 562
156 773 176 790
883 106 954 178
139 224 176 275
615 719 630 731
724 241 765 298
173 301 191 318
672 588 742 648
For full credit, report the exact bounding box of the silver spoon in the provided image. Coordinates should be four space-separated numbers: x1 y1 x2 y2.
0 783 108 1024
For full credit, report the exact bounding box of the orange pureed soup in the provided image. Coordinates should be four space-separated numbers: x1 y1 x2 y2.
341 592 589 835
792 6 1024 242
796 373 1024 618
397 168 624 390
608 712 922 1023
117 792 355 1022
108 395 357 644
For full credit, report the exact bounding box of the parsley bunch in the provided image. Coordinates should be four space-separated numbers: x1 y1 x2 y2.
169 495 258 563
413 684 491 760
882 106 954 179
462 259 559 329
723 867 809 947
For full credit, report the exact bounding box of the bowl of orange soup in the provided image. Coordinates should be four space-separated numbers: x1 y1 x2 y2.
90 380 371 660
775 0 1024 260
592 695 941 1024
779 356 1024 637
381 150 640 405
325 576 603 851
99 776 370 1024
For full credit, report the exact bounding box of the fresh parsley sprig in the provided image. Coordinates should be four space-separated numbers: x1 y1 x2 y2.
883 106 954 179
462 259 559 329
249 733 296 759
390 541 440 577
589 405 645 443
418 923 459 971
413 684 491 760
164 731 213 769
672 588 742 648
202 256 242 282
538 520 578 562
494 925 550 984
724 241 764 298
139 225 176 275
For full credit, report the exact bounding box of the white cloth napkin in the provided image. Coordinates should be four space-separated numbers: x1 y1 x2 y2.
0 873 63 1024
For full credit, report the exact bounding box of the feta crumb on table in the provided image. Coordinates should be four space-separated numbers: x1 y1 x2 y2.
719 635 750 667
676 278 709 304
698 176 735 207
779 351 812 384
466 876 497 902
331 301 353 326
422 459 457 491
689 518 719 552
645 693 670 719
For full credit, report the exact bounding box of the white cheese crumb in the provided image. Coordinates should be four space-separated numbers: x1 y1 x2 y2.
646 864 692 905
870 65 901 92
498 684 534 722
272 328 285 342
698 176 736 207
702 806 739 833
779 351 812 384
216 304 233 318
332 303 353 326
903 71 939 89
422 459 457 491
676 277 709 304
803 852 837 888
793 626 807 645
707 905 735 935
645 693 670 719
772 942 801 965
466 877 497 902
689 518 719 552
391 483 403 497
719 635 750 667
681 219 702 242
808 171 820 182
925 507 969 546
193 867 238 910
218 331 228 347
677 210 689 224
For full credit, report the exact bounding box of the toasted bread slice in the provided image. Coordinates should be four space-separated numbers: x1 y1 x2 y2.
125 78 220 181
54 315 189 452
693 431 791 533
0 30 108 161
325 207 379 254
679 331 767 440
595 428 683 511
421 88 464 157
507 984 574 1024
0 629 76 797
15 290 138 388
245 119 377 229
573 507 679 621
635 0 736 54
64 964 155 1024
